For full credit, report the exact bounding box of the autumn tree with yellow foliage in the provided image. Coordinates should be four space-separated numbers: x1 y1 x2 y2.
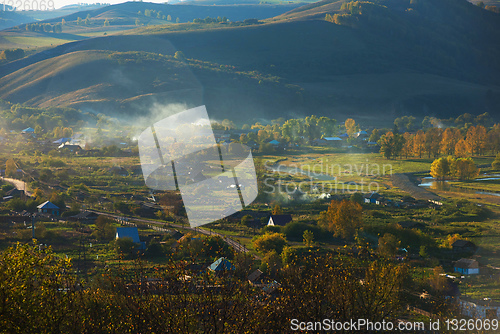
430 157 451 180
319 199 362 240
344 118 357 138
440 127 462 155
413 130 426 158
465 125 487 155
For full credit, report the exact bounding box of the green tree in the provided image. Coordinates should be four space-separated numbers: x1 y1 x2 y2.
350 192 364 205
272 204 283 215
377 233 400 257
0 243 73 333
303 230 314 247
93 216 115 241
369 129 380 142
5 158 17 177
252 232 287 254
176 17 180 23
114 237 137 258
174 51 185 60
259 250 282 277
167 14 172 21
492 153 500 170
419 245 428 258
378 131 404 159
0 48 25 61
451 157 479 180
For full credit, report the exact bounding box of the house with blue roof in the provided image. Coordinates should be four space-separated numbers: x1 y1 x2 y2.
37 201 60 216
116 227 146 250
22 127 35 133
207 257 235 273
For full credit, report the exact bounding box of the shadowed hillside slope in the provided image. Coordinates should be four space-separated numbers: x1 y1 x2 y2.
0 0 499 123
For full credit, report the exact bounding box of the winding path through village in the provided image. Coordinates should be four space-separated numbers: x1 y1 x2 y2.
1 176 32 197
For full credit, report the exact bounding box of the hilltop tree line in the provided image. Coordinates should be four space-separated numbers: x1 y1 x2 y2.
193 16 228 24
236 115 338 147
25 23 63 33
137 9 168 20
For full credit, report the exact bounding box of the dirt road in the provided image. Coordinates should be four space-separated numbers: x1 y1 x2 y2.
1 177 32 197
390 173 441 201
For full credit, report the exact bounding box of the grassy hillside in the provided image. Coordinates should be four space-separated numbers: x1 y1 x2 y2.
0 1 303 50
1 0 499 123
0 9 34 30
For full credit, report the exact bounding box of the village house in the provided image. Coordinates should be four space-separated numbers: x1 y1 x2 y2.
454 258 480 275
267 214 292 226
207 257 235 274
37 201 60 216
69 211 99 223
116 227 146 250
452 240 477 253
323 137 343 147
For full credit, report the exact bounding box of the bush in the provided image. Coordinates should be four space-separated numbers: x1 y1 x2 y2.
282 222 331 242
114 237 138 258
261 225 281 234
61 210 79 218
146 242 164 258
252 232 287 254
202 236 233 259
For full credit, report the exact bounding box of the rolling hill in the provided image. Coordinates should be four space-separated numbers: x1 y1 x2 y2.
0 1 303 50
1 0 499 124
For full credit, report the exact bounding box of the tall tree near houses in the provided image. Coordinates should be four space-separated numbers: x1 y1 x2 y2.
345 118 357 138
304 115 321 141
369 129 380 143
412 130 426 158
272 204 283 215
378 131 395 159
440 128 462 155
378 131 404 159
5 159 17 177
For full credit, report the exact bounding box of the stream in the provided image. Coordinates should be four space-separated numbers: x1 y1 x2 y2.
418 174 500 197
